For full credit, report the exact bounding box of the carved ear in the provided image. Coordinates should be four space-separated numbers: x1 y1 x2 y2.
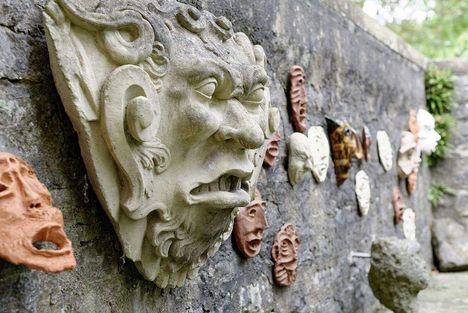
101 65 170 220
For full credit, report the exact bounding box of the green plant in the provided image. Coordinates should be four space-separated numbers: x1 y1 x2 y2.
425 64 454 167
428 183 456 208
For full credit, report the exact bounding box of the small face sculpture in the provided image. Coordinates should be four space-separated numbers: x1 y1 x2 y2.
326 118 363 185
307 126 330 183
402 208 416 241
392 187 405 224
233 190 267 258
272 223 300 286
398 131 422 178
288 66 307 133
417 109 441 154
0 153 76 272
362 126 372 161
264 131 281 167
288 133 313 186
406 172 418 194
355 170 371 216
377 131 393 172
408 109 419 138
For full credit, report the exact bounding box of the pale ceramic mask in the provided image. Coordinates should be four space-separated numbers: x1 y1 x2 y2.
402 208 416 241
272 223 300 286
0 152 76 272
417 109 441 154
233 190 267 258
398 131 421 178
377 131 393 172
307 126 330 183
45 0 278 288
355 170 371 216
288 133 313 186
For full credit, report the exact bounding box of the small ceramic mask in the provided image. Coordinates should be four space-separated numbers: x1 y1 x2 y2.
402 208 416 241
406 172 418 194
264 131 281 167
272 223 300 286
377 131 393 172
417 109 441 154
233 190 267 258
355 170 371 216
0 152 76 272
408 109 419 138
326 117 363 185
288 66 307 133
307 126 330 183
288 133 313 186
362 126 372 161
392 187 405 224
398 131 421 178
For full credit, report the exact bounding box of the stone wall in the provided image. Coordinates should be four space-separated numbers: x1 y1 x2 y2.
431 59 468 271
0 0 432 312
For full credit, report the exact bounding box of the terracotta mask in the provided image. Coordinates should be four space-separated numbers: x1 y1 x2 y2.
417 109 441 154
392 187 405 224
377 130 393 172
326 117 363 185
233 190 267 258
362 126 372 161
406 172 418 194
398 131 421 178
402 208 416 241
288 66 307 133
264 131 281 168
408 109 419 138
45 0 278 288
355 170 371 216
0 152 76 272
272 223 300 286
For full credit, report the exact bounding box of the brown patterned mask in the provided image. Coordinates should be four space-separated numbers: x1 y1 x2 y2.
272 223 300 286
263 131 281 168
288 66 307 133
326 118 363 185
233 190 267 258
392 187 405 224
0 152 76 272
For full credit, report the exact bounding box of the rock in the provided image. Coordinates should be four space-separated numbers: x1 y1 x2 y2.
432 218 468 271
368 237 430 313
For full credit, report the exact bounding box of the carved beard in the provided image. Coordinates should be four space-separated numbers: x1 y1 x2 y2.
145 204 237 287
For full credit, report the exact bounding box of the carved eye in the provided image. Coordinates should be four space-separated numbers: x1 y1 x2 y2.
245 85 265 104
194 79 218 99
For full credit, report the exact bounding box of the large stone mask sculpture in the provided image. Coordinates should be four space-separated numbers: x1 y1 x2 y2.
417 109 441 154
0 153 76 272
326 118 363 185
44 0 278 288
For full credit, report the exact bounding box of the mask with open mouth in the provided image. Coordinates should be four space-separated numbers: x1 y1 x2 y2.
0 152 76 272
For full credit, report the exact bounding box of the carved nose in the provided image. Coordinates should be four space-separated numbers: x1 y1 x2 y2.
215 101 264 149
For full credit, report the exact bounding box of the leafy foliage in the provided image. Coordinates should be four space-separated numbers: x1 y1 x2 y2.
425 64 454 167
428 183 456 208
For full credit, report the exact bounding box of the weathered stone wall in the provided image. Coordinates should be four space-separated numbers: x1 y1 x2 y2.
431 59 468 271
0 0 432 312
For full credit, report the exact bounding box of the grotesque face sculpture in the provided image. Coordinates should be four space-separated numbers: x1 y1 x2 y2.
417 109 441 154
233 190 267 258
377 131 393 172
406 172 418 194
392 187 405 224
0 152 76 272
288 66 307 133
272 223 300 286
402 208 416 241
308 126 330 183
45 0 277 287
326 118 363 185
264 131 281 168
398 131 421 178
355 170 371 216
362 126 372 161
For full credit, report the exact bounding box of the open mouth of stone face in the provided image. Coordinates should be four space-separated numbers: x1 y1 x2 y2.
189 173 251 209
248 239 261 251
